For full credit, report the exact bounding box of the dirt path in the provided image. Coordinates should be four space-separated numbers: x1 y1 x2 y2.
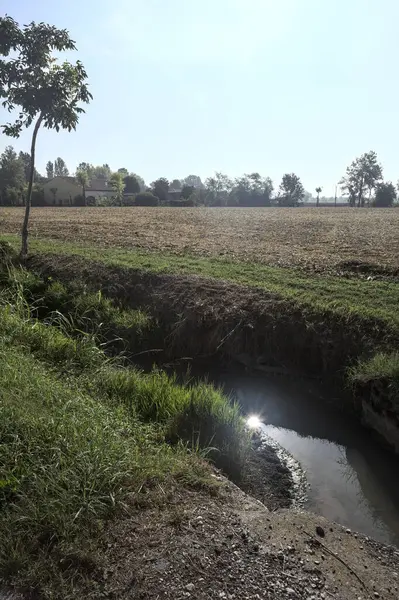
101 475 398 599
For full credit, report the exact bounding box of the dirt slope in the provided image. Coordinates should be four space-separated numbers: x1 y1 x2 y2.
101 476 398 600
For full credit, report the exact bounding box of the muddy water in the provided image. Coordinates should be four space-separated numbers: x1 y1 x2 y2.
212 370 399 548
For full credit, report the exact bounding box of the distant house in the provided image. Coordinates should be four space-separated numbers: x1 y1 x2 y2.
42 176 81 205
85 179 115 204
42 176 115 205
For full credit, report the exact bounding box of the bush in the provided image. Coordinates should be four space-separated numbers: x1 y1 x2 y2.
31 188 45 206
134 192 159 206
0 187 23 206
73 194 85 206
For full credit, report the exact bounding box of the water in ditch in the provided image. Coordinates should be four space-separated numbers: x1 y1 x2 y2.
211 369 399 548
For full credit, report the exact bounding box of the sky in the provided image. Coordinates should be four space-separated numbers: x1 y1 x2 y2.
1 0 399 194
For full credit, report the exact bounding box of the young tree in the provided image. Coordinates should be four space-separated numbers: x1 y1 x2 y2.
374 182 396 207
76 169 89 205
46 160 54 179
315 186 322 207
54 157 69 177
0 15 92 256
110 172 125 205
50 187 58 205
340 151 382 208
278 173 305 206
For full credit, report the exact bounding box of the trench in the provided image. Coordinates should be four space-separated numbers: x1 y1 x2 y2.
19 254 399 547
202 367 399 548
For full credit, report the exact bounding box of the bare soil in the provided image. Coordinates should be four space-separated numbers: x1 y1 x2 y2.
95 475 399 599
2 207 399 271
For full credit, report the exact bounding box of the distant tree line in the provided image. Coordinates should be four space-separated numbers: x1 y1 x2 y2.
1 146 397 208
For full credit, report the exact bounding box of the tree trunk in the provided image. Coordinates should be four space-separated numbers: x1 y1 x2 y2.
21 114 43 258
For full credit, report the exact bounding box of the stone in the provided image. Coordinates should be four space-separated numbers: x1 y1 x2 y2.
185 583 195 592
286 588 295 595
316 526 325 538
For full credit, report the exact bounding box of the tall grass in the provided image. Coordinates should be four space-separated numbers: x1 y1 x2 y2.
93 367 249 476
349 351 399 384
0 263 153 347
0 265 249 596
0 345 213 597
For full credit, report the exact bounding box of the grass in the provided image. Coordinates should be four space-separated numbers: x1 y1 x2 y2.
349 352 399 385
0 345 214 597
0 259 154 354
0 262 249 597
2 234 399 331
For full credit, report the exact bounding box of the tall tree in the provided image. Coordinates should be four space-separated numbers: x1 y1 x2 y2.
315 187 322 207
117 167 129 177
54 157 69 177
46 160 54 179
110 172 125 205
231 173 273 207
92 164 111 180
181 185 195 200
151 177 170 204
374 182 396 207
340 151 382 208
205 172 232 206
0 15 92 256
19 151 41 182
170 179 182 190
0 146 25 191
131 173 145 191
76 162 94 179
123 175 140 194
278 173 304 206
182 175 204 189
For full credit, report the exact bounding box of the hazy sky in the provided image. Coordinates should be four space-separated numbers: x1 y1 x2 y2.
1 0 398 193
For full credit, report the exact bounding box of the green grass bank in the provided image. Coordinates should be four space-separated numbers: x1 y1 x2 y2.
0 254 252 598
2 234 398 451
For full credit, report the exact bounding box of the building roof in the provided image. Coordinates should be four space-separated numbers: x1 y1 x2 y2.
87 178 111 192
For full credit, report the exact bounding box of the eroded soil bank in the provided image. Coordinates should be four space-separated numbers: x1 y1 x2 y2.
26 253 399 454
